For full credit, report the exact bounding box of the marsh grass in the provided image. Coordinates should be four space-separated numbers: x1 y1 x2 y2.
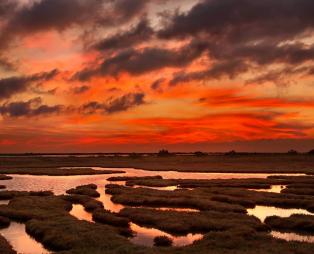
119 208 268 235
0 156 314 253
0 194 144 253
0 175 12 180
154 236 173 247
265 214 314 234
92 209 129 227
0 235 16 254
0 193 313 253
66 184 100 198
108 176 162 182
0 216 10 228
106 185 246 213
126 178 274 189
0 190 53 202
62 194 103 212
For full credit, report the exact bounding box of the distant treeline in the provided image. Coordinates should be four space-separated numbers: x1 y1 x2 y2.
1 149 314 157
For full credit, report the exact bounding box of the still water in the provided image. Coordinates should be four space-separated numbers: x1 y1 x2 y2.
247 205 313 222
0 222 50 254
250 185 286 193
271 231 314 243
69 204 202 247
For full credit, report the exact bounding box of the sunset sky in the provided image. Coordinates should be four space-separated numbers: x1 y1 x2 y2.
0 0 314 153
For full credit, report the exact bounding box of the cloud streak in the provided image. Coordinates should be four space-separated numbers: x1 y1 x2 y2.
0 97 63 117
0 69 58 100
81 92 146 114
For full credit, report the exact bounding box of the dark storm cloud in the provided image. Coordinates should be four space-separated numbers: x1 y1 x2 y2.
168 42 314 85
245 66 314 86
0 0 153 49
158 0 314 41
0 0 17 18
94 19 154 51
208 42 314 66
0 92 146 118
75 40 208 80
154 0 314 85
0 97 63 117
170 60 249 85
72 0 314 84
110 0 148 24
106 92 145 114
81 92 146 114
0 0 106 48
0 69 59 100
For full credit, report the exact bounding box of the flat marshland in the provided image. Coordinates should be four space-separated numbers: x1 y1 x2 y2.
0 154 313 253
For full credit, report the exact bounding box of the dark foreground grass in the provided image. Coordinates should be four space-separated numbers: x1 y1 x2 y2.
282 187 314 196
154 236 173 247
0 235 16 254
119 208 268 235
0 194 146 253
0 194 313 253
0 216 10 229
0 175 13 180
265 214 314 234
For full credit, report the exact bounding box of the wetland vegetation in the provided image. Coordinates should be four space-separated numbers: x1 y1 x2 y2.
0 154 313 253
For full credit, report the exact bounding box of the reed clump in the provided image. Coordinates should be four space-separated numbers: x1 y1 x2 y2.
154 236 173 247
265 214 314 233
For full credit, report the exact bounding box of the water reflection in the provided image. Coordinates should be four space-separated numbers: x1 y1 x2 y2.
132 185 178 191
0 222 50 254
70 204 93 222
247 205 313 222
271 231 314 243
96 187 124 213
130 223 203 247
250 185 286 193
69 204 203 247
